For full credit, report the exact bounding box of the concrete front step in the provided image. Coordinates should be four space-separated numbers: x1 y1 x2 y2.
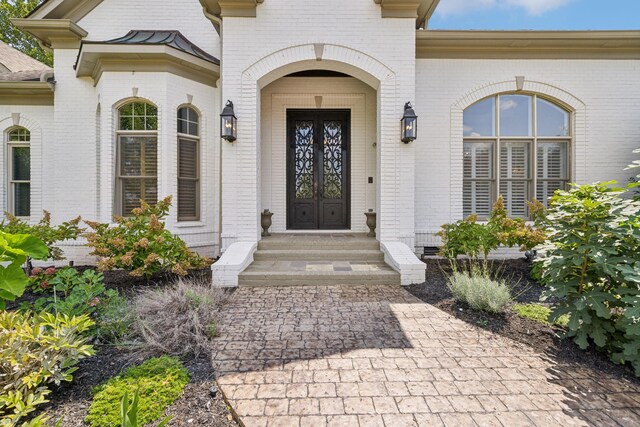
238 261 400 287
258 234 379 251
253 249 384 262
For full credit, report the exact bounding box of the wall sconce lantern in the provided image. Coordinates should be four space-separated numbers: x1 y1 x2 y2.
401 102 418 143
220 100 237 142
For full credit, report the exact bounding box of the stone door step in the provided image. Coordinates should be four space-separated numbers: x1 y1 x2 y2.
238 261 400 287
253 249 384 262
258 233 379 251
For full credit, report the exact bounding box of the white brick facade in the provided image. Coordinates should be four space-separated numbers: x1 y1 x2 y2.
2 0 639 283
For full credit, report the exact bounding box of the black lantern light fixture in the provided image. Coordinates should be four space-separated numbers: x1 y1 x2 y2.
220 100 237 142
401 102 418 143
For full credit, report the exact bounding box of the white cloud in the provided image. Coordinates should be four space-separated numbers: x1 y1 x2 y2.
500 99 518 111
435 0 574 17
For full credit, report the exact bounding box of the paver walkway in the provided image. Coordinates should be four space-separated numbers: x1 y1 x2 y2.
211 286 640 427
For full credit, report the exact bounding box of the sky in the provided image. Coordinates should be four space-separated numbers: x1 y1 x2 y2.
429 0 640 30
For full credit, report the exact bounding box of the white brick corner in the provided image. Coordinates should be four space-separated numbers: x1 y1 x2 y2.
381 241 426 286
211 241 257 287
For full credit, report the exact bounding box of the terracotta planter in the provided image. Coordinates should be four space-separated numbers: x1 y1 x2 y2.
261 209 273 236
364 211 376 237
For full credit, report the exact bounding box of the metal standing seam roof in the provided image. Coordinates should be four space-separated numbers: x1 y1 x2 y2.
79 30 220 65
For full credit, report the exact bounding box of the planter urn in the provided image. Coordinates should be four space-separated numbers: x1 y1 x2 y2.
364 211 376 237
261 209 274 236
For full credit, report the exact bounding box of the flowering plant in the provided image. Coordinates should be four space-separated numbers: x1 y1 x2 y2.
84 196 211 278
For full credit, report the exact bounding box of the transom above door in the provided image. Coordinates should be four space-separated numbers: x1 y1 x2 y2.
287 109 350 230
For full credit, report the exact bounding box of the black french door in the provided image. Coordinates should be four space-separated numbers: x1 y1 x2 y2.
287 109 350 230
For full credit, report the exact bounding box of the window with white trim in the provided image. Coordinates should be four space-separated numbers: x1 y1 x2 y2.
177 107 200 221
463 94 570 218
117 102 158 216
7 128 30 217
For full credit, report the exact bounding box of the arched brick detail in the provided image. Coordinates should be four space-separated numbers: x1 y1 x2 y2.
449 80 587 220
222 44 407 248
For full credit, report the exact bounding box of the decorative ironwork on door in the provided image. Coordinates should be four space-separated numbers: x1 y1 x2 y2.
287 110 350 230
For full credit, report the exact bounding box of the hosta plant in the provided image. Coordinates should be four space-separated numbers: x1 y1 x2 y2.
0 310 95 424
535 182 640 375
0 230 48 309
85 196 211 278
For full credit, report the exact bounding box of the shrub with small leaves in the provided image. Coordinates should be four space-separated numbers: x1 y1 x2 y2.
0 310 95 424
535 182 640 375
1 211 83 262
86 356 189 427
85 196 211 278
447 270 511 314
513 303 569 327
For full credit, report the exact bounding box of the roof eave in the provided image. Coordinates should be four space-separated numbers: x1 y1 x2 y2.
11 18 88 49
416 30 640 59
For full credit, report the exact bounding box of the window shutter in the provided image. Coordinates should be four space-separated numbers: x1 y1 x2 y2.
463 142 493 217
500 141 530 218
537 141 568 205
178 138 199 221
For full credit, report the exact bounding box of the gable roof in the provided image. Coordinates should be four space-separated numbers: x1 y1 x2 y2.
0 41 51 82
0 41 50 73
84 30 219 65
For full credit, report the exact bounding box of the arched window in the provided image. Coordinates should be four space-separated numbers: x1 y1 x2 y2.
177 107 200 221
117 101 158 216
7 127 31 217
463 94 571 218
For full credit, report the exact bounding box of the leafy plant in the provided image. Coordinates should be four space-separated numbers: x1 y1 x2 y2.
1 211 83 264
438 196 545 267
24 268 109 318
133 279 227 359
86 356 189 427
0 310 95 424
95 291 133 345
447 270 511 314
0 230 48 309
513 303 569 327
85 196 211 278
119 390 171 427
535 182 640 375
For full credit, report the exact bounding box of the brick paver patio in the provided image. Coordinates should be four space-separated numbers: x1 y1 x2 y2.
211 286 640 427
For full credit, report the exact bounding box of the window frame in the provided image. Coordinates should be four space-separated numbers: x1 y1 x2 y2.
463 93 572 218
6 127 31 218
115 101 158 216
177 106 201 222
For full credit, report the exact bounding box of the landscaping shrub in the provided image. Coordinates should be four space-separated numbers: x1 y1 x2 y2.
447 270 511 314
438 196 545 266
535 182 640 375
1 211 83 263
513 303 569 327
118 390 171 427
86 356 189 427
0 230 48 309
0 310 94 424
94 291 133 345
25 268 110 318
132 279 227 359
85 196 211 278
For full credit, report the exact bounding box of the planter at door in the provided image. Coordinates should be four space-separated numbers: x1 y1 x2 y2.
364 211 376 237
261 210 273 236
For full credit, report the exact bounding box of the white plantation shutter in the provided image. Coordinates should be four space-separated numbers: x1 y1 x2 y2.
499 141 530 218
463 142 493 217
178 138 200 221
119 136 157 215
537 141 568 205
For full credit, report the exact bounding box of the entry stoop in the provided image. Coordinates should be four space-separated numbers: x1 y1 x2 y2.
238 234 401 286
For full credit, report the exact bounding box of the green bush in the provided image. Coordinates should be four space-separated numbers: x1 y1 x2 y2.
86 356 190 427
118 390 171 427
0 230 48 309
438 196 545 266
513 303 569 327
447 270 511 314
1 211 83 262
0 311 94 424
84 196 212 278
535 182 640 375
95 291 133 345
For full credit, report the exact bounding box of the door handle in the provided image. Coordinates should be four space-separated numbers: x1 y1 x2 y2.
314 181 318 200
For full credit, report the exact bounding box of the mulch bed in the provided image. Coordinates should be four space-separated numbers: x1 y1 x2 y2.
22 267 238 427
407 258 640 385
